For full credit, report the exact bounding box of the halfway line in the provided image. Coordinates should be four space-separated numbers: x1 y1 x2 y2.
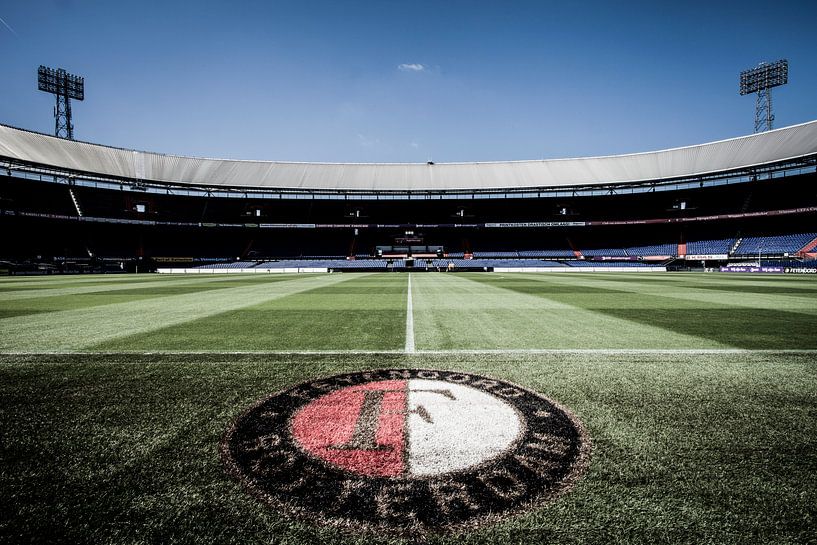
405 273 415 353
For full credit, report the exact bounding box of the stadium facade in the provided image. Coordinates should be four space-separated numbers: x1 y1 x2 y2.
0 121 815 273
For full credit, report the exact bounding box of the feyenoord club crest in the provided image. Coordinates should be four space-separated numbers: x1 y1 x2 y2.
221 369 591 535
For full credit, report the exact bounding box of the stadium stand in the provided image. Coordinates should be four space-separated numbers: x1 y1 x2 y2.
733 233 817 255
567 261 656 268
257 259 392 270
1 121 816 273
517 250 576 258
580 248 629 257
626 243 677 256
195 261 260 269
777 259 817 268
472 251 520 258
685 238 735 255
458 259 566 268
184 257 673 273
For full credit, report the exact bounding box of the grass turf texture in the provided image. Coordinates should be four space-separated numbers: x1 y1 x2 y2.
1 272 816 544
1 272 816 351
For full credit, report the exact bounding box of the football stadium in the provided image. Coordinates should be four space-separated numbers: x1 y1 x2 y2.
1 3 817 545
2 120 816 543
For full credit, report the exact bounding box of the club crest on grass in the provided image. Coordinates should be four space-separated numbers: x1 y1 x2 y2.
221 369 591 536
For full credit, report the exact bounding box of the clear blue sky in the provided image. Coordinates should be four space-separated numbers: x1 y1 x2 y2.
1 0 815 162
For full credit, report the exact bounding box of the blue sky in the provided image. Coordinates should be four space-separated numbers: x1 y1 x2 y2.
1 0 815 162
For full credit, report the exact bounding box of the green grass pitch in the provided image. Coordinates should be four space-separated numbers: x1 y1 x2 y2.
1 272 815 544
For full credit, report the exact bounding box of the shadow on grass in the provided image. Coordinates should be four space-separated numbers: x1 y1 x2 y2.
595 307 817 349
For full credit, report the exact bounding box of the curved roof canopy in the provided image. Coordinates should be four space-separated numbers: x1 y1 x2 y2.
1 121 816 192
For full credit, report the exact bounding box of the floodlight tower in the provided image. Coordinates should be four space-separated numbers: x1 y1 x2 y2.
37 65 85 140
739 59 788 133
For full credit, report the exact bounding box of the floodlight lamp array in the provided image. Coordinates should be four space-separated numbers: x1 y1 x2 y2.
37 65 85 101
739 59 788 96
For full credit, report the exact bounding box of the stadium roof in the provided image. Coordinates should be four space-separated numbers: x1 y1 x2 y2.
1 120 816 192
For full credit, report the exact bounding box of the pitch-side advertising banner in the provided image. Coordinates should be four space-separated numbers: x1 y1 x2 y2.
685 254 729 260
784 267 817 274
719 266 784 273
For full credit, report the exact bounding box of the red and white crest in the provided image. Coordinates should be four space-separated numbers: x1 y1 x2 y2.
222 369 590 536
291 378 523 477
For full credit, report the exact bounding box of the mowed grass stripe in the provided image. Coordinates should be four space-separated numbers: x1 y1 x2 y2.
606 275 817 295
92 273 408 351
0 274 348 352
411 273 726 349
0 273 172 285
527 272 817 314
0 273 180 290
0 272 293 286
478 273 817 349
0 272 296 302
0 283 273 321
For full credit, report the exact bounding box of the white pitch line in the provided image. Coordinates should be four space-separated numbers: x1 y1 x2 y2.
3 349 817 356
410 348 817 355
405 273 415 353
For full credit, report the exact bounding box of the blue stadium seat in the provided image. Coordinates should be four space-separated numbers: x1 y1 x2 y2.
685 238 734 255
733 233 817 255
626 243 677 256
580 248 628 257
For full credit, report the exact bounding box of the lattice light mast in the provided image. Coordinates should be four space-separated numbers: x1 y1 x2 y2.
37 65 85 140
739 59 788 133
